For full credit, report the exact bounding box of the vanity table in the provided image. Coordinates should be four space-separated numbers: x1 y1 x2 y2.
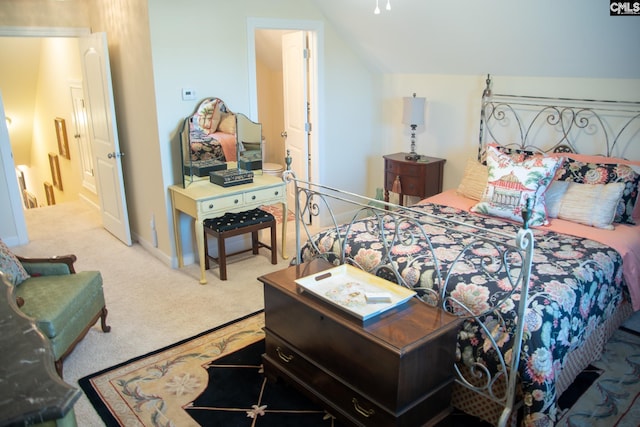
169 173 287 284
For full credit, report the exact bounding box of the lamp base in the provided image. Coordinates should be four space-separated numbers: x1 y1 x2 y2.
405 153 421 161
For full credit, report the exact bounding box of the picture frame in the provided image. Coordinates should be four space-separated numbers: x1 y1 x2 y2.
44 182 55 206
48 152 63 191
55 117 70 160
24 190 37 209
16 169 26 194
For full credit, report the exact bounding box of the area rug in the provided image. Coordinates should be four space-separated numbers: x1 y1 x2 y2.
79 312 640 427
259 204 294 224
79 311 342 427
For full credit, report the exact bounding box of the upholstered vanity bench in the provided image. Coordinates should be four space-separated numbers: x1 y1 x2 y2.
203 207 277 280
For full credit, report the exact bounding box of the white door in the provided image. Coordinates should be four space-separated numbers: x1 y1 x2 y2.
79 33 132 246
281 31 310 211
70 85 96 194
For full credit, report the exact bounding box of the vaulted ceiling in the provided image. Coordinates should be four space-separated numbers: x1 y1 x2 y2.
308 0 640 79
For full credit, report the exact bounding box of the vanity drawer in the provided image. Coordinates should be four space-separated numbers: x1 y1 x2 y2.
198 194 243 214
245 185 284 204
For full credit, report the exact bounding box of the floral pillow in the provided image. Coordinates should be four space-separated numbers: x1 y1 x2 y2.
471 145 563 227
554 158 640 224
0 238 29 286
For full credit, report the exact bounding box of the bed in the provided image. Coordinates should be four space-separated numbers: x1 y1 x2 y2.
285 76 640 427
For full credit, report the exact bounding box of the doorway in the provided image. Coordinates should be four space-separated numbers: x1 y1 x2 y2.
247 19 322 215
0 28 131 246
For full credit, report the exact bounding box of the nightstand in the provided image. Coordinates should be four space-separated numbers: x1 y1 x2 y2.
383 153 446 206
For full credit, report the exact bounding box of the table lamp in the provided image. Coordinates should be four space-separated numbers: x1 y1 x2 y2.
402 93 425 161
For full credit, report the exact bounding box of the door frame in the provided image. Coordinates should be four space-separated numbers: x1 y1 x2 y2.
246 18 322 188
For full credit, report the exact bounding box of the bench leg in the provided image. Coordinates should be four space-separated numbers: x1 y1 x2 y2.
252 231 260 255
218 233 227 281
204 230 210 270
270 222 277 265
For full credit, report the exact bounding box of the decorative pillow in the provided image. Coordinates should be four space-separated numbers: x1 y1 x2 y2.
471 145 563 227
196 99 222 134
554 158 640 224
0 238 29 286
481 143 539 165
217 112 236 134
457 159 488 201
546 181 625 230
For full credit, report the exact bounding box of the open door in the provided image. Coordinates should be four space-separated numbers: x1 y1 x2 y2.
281 31 310 213
79 32 132 246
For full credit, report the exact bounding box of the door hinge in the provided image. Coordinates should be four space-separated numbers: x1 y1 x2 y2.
303 48 310 59
305 122 312 133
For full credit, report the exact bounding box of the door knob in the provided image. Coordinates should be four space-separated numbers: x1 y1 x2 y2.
108 152 125 159
280 131 288 138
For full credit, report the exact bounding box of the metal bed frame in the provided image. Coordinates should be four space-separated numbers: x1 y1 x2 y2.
283 75 639 426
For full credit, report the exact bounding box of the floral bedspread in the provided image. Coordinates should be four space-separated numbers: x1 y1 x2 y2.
299 202 627 426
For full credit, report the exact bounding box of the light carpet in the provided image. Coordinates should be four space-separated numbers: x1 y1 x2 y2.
12 200 299 426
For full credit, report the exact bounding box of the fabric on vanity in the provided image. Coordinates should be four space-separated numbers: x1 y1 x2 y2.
545 181 625 230
457 159 488 201
471 145 563 226
0 238 29 286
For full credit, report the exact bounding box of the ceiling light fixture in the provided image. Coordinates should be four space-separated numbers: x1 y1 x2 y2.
374 0 391 14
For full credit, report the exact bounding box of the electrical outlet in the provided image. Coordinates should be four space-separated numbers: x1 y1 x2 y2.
182 88 196 101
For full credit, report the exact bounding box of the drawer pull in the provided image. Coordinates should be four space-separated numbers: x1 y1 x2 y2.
234 199 239 204
209 204 214 209
274 191 279 196
276 346 294 363
252 195 256 200
352 398 375 418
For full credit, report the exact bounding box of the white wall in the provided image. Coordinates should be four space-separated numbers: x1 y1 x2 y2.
380 75 640 203
148 0 378 261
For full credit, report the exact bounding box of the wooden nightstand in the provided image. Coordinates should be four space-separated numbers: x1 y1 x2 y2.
383 153 446 206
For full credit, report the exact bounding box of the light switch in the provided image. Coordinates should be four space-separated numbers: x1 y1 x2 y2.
182 88 196 101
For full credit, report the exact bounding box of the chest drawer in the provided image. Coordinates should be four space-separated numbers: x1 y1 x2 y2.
263 284 459 412
385 160 422 177
385 173 425 197
264 331 453 427
198 193 243 214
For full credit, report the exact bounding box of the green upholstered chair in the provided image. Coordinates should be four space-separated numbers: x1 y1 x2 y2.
0 241 111 378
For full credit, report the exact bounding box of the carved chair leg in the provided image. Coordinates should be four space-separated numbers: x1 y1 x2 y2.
55 359 63 378
100 306 111 333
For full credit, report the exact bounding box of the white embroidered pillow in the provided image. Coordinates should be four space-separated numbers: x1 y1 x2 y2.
471 145 563 227
545 181 624 230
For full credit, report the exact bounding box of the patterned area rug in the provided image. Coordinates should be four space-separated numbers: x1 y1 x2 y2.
79 313 640 427
556 328 640 427
79 311 342 427
259 205 294 224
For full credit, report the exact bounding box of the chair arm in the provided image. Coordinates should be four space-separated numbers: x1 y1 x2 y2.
17 254 77 276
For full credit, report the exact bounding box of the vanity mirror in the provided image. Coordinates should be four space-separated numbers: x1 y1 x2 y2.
236 113 263 171
180 98 263 188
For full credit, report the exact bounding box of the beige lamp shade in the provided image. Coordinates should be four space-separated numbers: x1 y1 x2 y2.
402 95 425 126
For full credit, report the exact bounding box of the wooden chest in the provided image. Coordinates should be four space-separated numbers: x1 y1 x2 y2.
259 260 462 426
